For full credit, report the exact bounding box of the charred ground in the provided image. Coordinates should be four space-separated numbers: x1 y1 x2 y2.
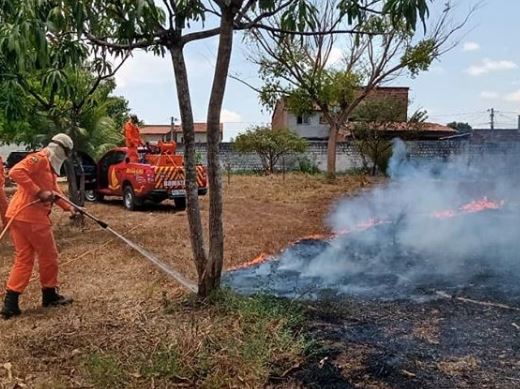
289 296 520 389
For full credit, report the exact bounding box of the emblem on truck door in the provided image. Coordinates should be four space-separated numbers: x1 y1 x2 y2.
108 167 120 190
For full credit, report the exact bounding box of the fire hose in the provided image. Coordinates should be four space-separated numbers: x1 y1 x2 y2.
54 194 198 293
0 195 197 293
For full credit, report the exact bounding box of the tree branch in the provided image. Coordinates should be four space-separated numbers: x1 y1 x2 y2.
85 32 164 50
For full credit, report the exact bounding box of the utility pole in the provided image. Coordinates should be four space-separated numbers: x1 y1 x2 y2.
488 108 495 130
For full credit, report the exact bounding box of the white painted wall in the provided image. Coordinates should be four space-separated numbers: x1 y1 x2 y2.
0 144 28 160
286 112 329 139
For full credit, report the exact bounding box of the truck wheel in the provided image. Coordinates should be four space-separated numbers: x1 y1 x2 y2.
85 190 100 202
123 185 141 211
174 197 186 210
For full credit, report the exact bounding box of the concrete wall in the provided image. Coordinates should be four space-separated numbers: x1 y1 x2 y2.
288 113 330 139
0 144 28 161
176 140 520 173
142 134 165 143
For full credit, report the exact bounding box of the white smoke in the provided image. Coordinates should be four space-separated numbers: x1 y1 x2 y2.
298 139 520 297
226 139 520 300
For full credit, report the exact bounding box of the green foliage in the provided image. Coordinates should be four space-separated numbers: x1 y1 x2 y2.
447 121 472 132
355 131 393 176
106 95 130 134
0 65 124 157
353 98 404 176
150 288 307 387
195 151 204 164
140 345 184 379
409 108 429 123
401 38 437 76
84 352 127 389
296 155 320 174
354 97 407 123
209 288 305 328
234 126 307 174
383 0 430 31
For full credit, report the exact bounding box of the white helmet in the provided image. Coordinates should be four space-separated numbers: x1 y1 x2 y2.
48 133 74 174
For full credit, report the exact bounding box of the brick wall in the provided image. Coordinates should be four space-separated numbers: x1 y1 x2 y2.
176 140 520 172
355 87 409 122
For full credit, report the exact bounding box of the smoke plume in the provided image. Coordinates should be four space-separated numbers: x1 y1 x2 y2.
226 140 520 300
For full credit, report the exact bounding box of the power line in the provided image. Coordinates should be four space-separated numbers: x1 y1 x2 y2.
427 110 487 118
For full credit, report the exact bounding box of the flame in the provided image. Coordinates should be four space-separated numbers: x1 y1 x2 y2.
460 196 503 213
296 233 332 242
233 196 505 271
433 196 503 220
230 252 272 270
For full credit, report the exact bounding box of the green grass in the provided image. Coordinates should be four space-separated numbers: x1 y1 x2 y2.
83 290 308 388
140 345 185 379
164 288 308 387
84 352 127 389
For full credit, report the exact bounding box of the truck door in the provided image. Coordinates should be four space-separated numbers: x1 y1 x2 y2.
98 150 127 193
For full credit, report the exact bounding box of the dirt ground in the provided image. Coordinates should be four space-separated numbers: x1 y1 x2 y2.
0 174 373 388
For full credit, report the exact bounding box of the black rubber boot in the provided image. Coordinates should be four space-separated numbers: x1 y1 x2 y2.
1 290 21 319
42 288 73 307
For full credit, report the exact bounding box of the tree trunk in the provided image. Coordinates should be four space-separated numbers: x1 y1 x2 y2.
170 45 208 287
327 123 338 179
75 152 85 207
64 158 81 205
199 7 236 297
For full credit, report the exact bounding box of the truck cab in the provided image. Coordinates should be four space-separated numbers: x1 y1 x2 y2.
92 144 207 210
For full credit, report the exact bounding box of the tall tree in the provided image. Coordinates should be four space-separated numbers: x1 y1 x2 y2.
353 98 415 175
0 72 124 158
0 61 127 206
5 0 433 296
246 0 468 178
0 1 128 205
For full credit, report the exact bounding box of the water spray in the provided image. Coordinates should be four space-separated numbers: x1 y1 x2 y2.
55 194 198 293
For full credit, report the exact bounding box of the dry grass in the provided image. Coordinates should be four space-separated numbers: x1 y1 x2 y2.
0 173 376 388
437 356 480 376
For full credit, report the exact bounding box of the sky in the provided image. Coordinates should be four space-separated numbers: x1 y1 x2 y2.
112 0 520 141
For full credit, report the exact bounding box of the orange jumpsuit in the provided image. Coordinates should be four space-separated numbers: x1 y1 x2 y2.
5 150 71 293
0 157 9 225
124 120 143 163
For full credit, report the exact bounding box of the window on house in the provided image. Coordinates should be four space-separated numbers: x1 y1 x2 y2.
297 114 311 125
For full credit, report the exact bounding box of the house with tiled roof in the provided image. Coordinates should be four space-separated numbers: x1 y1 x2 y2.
272 86 456 140
140 123 223 144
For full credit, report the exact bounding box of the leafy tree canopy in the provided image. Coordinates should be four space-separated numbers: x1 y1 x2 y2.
234 126 307 173
447 121 472 132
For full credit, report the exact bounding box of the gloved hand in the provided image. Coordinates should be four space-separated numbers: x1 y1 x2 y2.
38 190 55 203
69 208 83 221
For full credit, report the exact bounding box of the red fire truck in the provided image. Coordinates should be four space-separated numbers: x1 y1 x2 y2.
88 142 207 210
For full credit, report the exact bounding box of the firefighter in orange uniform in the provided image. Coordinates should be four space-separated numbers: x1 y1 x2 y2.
0 157 9 225
124 115 144 163
1 134 77 319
